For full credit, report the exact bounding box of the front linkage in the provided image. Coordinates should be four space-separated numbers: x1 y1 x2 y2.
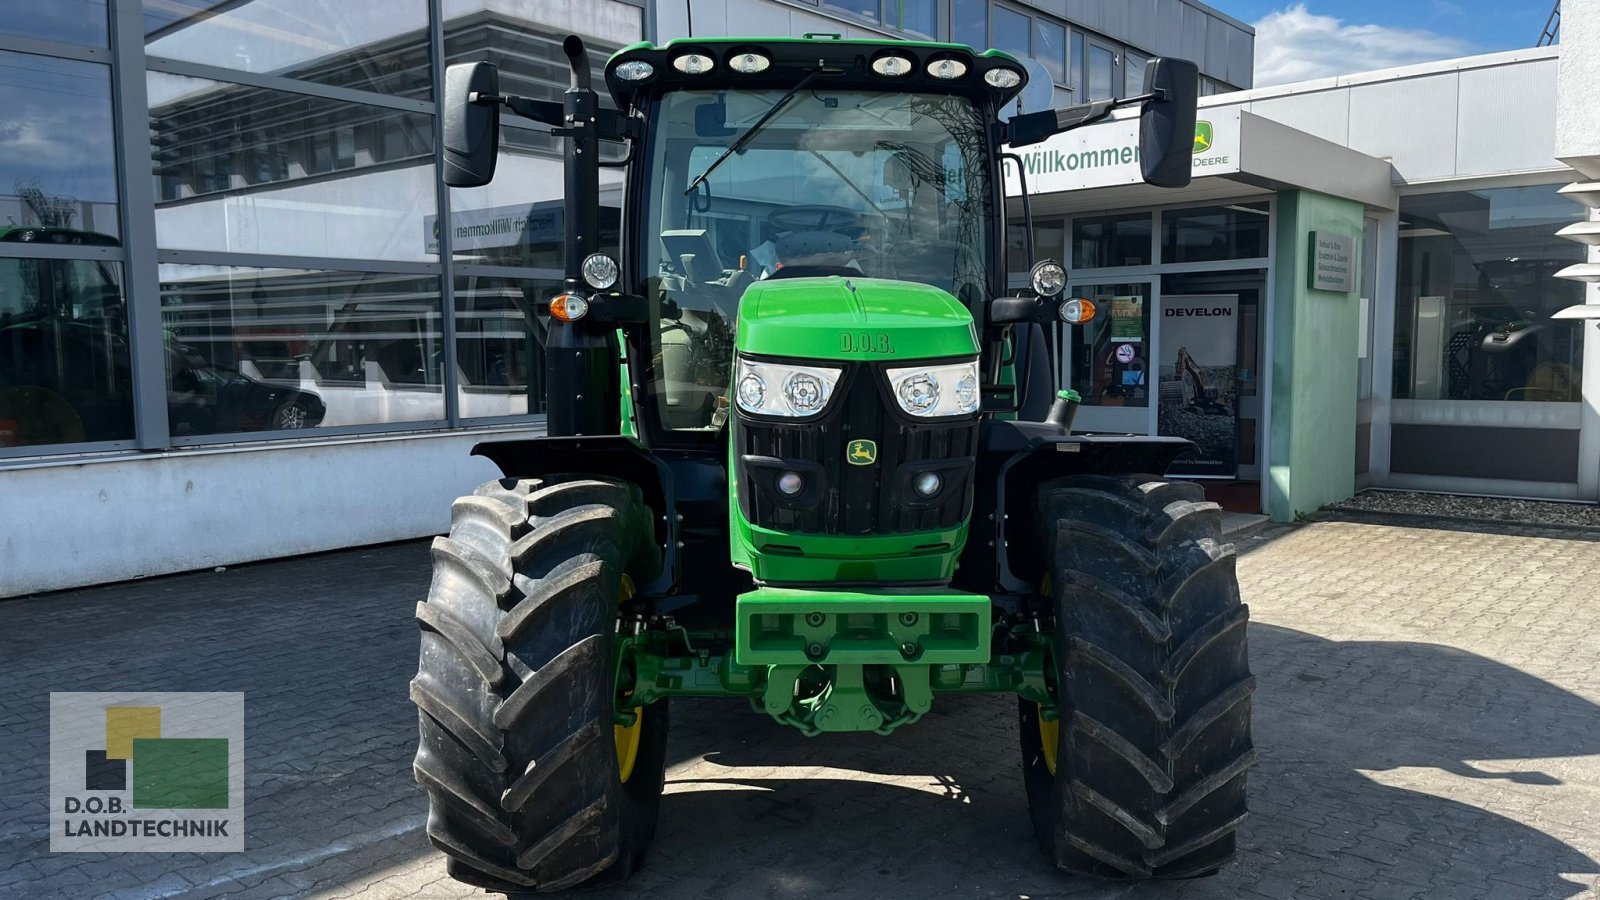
613 613 1055 736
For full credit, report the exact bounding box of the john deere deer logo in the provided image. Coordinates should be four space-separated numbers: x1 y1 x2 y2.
1194 120 1213 154
847 440 877 466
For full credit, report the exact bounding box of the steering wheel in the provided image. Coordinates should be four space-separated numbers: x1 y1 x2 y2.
767 205 862 234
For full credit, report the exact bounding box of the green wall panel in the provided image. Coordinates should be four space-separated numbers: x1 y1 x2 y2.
1269 191 1364 521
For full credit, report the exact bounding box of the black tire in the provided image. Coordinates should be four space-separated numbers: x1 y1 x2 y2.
411 476 668 893
271 401 309 429
1020 474 1254 879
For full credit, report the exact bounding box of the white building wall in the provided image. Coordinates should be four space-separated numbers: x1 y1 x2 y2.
0 432 521 598
1201 48 1566 186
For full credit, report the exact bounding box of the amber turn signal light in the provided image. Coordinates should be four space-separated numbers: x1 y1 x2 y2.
550 292 589 322
1058 297 1096 325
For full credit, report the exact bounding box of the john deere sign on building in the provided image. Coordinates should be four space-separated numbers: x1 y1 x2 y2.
1004 108 1241 194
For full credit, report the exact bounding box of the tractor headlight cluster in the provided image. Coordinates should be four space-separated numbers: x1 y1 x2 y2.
886 359 981 418
672 53 715 75
613 60 654 81
581 253 618 290
734 357 841 417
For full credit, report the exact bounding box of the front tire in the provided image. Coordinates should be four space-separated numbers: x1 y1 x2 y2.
411 477 667 892
1021 474 1255 878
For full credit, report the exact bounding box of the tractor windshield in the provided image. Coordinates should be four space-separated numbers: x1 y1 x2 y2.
639 88 994 431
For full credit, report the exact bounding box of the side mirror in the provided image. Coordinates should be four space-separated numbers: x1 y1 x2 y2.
1139 57 1199 188
1006 109 1056 148
442 62 501 187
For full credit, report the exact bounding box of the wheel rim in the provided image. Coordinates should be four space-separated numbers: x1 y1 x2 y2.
1038 573 1058 776
1039 706 1059 775
276 404 305 428
614 574 642 784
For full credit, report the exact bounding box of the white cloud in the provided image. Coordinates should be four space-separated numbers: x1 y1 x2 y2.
1253 4 1476 87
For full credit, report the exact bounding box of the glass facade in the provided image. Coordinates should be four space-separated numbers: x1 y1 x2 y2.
1393 185 1586 403
0 0 642 455
1161 202 1271 264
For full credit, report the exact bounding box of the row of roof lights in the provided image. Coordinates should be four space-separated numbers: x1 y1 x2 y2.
614 51 1023 88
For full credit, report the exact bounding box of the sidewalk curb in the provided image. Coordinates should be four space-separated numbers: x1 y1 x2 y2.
1314 507 1600 537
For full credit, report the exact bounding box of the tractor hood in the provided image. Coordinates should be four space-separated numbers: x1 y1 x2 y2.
735 276 979 362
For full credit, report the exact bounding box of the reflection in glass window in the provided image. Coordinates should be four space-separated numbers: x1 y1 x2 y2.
887 0 938 37
1074 213 1152 268
1087 42 1115 101
455 274 555 419
954 0 987 50
1008 221 1065 276
1069 282 1149 407
1033 19 1067 85
1069 31 1084 95
1125 53 1148 97
147 72 436 262
442 17 633 260
1393 185 1586 403
1 1 107 47
142 0 430 98
823 0 879 22
1161 203 1270 264
0 253 133 447
159 265 444 436
0 52 120 241
993 7 1030 59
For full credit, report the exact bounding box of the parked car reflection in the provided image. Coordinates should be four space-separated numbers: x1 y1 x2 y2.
167 350 326 435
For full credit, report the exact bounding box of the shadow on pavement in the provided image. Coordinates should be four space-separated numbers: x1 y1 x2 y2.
636 621 1600 899
1 537 1596 898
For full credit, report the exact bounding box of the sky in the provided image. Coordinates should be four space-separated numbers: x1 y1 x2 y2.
1229 1 1559 86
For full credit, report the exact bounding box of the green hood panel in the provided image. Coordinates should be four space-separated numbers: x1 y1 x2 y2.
735 276 979 362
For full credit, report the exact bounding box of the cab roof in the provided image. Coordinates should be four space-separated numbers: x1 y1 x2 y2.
604 35 1027 112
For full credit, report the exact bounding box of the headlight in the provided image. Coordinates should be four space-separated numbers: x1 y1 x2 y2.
886 360 981 418
581 253 618 290
672 53 715 75
984 68 1023 88
734 357 842 417
613 60 654 81
1031 260 1067 298
926 58 968 79
730 52 771 74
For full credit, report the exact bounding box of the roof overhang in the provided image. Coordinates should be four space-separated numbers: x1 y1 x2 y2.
1004 108 1396 215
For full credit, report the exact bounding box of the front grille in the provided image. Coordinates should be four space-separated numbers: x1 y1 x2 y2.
736 364 977 535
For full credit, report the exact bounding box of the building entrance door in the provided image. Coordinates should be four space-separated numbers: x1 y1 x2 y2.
1064 279 1155 436
1159 271 1267 481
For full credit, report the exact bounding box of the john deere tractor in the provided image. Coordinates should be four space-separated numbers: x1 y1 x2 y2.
412 33 1254 893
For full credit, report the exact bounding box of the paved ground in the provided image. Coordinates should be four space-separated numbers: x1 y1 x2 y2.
2 517 1599 899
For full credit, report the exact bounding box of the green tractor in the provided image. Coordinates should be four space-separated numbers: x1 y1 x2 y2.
411 33 1254 893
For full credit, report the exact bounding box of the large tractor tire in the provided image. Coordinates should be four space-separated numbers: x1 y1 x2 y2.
411 477 668 893
1020 474 1254 879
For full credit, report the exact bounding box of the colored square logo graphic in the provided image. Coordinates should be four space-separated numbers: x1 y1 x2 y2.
83 750 125 792
105 707 160 760
133 738 229 809
50 692 244 852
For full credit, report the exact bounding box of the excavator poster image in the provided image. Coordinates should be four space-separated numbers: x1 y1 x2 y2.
1159 294 1239 477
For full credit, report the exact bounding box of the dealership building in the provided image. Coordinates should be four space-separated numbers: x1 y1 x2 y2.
2 0 1598 596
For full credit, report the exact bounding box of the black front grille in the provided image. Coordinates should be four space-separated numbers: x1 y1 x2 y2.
736 364 977 535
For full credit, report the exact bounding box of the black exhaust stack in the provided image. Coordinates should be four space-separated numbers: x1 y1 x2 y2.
545 36 621 438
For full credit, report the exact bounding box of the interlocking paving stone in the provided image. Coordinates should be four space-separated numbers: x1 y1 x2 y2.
1 520 1598 898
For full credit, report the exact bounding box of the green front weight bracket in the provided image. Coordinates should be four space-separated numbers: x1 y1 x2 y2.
735 587 991 667
736 587 990 736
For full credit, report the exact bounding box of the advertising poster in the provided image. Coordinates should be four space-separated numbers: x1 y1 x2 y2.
1158 295 1239 477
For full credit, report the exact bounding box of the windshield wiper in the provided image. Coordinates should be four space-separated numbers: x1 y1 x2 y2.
683 68 829 196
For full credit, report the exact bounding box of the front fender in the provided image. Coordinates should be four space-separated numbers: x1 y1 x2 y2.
472 435 678 594
959 421 1197 595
